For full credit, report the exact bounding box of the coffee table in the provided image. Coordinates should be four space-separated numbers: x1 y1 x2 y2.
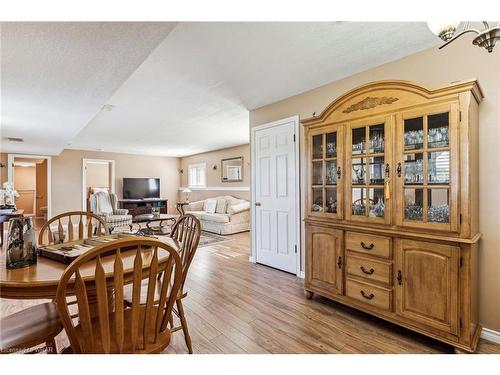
129 213 177 235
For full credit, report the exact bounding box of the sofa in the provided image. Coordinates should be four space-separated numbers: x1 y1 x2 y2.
186 195 250 235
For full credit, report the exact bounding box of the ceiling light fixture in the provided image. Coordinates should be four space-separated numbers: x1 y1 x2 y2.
428 21 500 53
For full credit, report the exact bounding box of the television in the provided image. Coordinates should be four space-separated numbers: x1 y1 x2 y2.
123 178 160 199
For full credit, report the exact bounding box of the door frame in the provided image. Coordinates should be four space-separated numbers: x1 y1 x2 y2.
250 115 301 277
82 158 116 211
7 153 52 220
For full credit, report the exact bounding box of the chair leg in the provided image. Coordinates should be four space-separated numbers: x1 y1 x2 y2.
46 338 57 354
176 299 192 354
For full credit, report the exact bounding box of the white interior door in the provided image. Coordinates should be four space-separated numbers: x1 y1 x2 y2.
252 117 299 274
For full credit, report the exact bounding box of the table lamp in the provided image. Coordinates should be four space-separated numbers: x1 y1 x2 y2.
182 188 192 202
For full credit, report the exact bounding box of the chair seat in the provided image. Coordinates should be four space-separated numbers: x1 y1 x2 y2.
0 302 63 352
73 307 170 354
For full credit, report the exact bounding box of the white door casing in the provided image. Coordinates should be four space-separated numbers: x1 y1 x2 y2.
251 116 300 275
7 154 52 220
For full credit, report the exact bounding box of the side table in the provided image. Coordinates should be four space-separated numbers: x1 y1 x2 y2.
176 202 189 216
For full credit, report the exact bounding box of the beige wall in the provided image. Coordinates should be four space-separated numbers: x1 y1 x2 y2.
50 149 180 214
250 38 500 332
179 144 250 202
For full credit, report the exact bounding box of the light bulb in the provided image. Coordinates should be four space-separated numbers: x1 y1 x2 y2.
427 21 460 41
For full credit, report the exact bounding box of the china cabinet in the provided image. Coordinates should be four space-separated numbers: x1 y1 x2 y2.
303 80 482 353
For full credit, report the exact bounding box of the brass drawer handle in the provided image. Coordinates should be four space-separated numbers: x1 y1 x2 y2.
360 241 375 250
360 266 375 275
337 256 342 269
360 290 375 300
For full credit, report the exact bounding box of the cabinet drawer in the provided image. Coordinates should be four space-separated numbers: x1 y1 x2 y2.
346 255 392 286
346 232 391 258
346 279 392 311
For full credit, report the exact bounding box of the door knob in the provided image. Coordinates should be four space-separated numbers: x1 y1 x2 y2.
255 202 261 207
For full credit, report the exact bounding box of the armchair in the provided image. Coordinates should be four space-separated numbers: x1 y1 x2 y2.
88 190 132 231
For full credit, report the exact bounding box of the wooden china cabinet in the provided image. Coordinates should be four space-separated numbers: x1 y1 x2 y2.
303 80 482 353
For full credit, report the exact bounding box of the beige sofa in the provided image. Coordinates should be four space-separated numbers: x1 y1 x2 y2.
186 195 250 235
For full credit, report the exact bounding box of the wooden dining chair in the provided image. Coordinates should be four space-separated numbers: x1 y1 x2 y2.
168 214 201 354
0 303 63 354
122 214 201 353
56 237 182 354
38 211 109 246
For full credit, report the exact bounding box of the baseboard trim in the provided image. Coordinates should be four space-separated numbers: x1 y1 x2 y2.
481 327 500 344
298 271 305 279
179 186 250 192
248 256 256 263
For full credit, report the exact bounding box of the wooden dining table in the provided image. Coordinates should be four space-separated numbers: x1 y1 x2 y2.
0 235 180 301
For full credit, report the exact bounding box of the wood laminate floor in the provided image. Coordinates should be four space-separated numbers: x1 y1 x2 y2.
1 231 499 354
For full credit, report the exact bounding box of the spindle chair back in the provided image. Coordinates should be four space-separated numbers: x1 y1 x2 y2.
38 211 108 246
169 214 201 287
56 237 182 354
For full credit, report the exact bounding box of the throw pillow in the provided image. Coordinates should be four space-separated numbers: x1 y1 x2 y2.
228 201 250 215
215 198 227 214
204 198 217 214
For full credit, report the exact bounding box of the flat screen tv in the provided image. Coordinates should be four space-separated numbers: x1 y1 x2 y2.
123 178 160 199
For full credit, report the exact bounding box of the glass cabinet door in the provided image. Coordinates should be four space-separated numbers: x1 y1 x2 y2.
346 119 391 224
308 126 343 218
396 105 458 232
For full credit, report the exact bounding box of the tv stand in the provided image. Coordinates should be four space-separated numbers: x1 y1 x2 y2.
119 198 168 217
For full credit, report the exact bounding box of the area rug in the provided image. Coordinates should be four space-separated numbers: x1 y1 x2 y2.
198 231 228 247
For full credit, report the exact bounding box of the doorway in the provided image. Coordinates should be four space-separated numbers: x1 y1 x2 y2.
82 159 115 211
251 116 300 275
8 154 51 229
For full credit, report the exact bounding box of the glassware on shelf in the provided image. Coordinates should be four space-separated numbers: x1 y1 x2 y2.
428 189 450 223
351 158 366 185
369 197 385 218
326 161 337 185
369 157 385 184
311 188 323 212
428 112 450 148
404 153 424 184
404 117 424 150
326 132 337 158
352 127 366 155
428 205 449 223
404 188 423 221
326 188 337 213
312 161 323 185
312 135 323 159
369 125 385 153
368 188 385 218
352 188 366 216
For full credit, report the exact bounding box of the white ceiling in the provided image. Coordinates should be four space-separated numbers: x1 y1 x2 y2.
0 22 176 155
1 22 438 157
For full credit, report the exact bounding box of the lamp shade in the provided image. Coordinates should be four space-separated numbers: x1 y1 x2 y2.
182 188 192 193
427 21 460 41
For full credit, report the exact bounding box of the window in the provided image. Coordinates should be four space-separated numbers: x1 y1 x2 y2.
188 163 206 187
